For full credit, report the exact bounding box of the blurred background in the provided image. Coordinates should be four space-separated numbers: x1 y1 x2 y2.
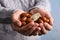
39 0 60 40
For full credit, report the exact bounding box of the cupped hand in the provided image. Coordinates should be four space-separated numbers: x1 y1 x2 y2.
29 8 54 35
12 21 39 36
11 10 39 36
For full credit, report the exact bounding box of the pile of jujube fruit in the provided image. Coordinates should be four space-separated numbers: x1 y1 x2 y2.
20 13 49 27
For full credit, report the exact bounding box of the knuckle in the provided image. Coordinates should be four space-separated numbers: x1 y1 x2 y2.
48 27 53 31
43 31 48 34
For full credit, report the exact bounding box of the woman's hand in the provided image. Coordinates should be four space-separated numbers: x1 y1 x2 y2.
29 8 54 35
11 10 39 36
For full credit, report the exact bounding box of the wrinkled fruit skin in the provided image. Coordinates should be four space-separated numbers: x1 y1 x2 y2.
20 13 33 27
20 13 49 27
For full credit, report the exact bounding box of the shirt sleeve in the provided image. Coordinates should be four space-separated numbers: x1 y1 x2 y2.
30 0 51 11
0 3 16 24
0 4 14 19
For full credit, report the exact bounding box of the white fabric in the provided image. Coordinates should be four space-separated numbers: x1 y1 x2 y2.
0 0 51 40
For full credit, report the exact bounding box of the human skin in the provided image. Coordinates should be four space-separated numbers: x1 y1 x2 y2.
11 7 53 36
11 10 39 36
29 8 54 35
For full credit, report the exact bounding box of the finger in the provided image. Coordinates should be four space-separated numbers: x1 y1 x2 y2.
16 20 22 26
37 27 41 31
39 23 43 28
12 22 34 36
29 8 38 15
38 18 44 23
11 21 34 31
12 22 34 35
11 24 21 31
12 20 22 27
37 23 43 35
19 21 34 30
27 23 39 36
29 10 34 15
44 22 52 31
45 12 54 26
41 26 48 34
24 21 35 30
39 23 48 34
49 17 54 26
34 27 41 36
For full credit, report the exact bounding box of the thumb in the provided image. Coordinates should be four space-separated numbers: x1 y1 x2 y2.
29 10 34 15
16 20 22 26
45 12 54 26
13 20 22 27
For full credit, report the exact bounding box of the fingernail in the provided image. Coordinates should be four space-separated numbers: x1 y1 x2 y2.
37 27 41 30
39 23 43 26
44 22 47 25
36 23 39 25
30 21 34 25
17 21 22 26
18 23 21 26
